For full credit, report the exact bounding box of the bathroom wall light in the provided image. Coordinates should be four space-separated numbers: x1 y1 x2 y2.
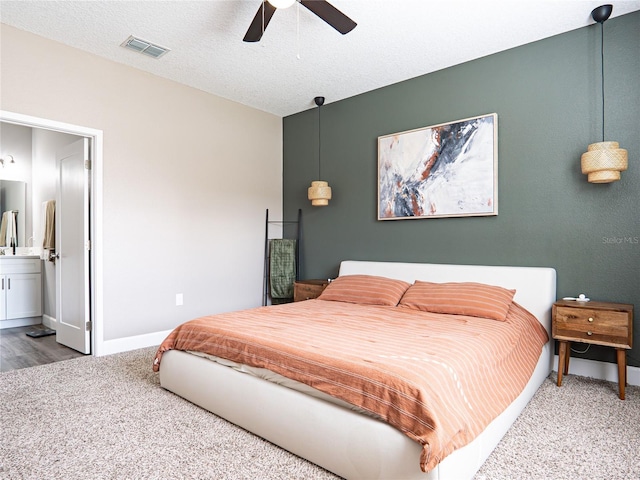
0 155 15 167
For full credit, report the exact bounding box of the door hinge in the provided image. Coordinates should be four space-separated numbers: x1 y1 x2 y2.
85 160 92 170
85 321 93 332
86 240 91 251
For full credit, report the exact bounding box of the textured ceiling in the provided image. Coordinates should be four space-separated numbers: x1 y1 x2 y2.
1 0 639 117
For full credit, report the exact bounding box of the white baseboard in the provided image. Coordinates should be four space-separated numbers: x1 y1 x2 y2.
98 329 172 356
42 314 57 330
0 317 40 329
46 320 169 356
553 354 640 387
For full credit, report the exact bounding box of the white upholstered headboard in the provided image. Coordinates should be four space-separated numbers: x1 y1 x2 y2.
338 261 557 334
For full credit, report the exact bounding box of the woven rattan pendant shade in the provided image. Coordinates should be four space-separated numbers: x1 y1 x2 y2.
581 141 628 183
308 181 332 206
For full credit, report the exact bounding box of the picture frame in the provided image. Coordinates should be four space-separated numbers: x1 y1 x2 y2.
378 113 498 220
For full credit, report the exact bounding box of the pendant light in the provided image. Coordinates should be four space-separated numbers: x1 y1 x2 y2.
308 96 332 206
580 4 628 183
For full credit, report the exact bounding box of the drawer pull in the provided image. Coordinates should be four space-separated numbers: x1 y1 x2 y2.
588 317 594 323
587 331 593 336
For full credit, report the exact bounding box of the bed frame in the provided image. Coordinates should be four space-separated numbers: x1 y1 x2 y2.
159 260 556 479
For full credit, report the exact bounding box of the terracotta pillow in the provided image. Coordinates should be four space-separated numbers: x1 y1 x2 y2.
318 275 410 306
399 281 516 321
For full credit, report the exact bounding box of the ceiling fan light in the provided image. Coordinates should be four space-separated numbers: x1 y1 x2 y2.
268 0 296 9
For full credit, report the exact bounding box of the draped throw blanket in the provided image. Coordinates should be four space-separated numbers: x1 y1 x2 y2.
269 239 296 302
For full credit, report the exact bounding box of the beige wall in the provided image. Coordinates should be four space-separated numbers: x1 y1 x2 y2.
0 24 283 344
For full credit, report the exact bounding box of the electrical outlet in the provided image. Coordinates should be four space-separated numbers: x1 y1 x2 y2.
176 293 183 306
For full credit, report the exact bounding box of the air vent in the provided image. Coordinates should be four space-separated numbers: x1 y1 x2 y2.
120 35 170 59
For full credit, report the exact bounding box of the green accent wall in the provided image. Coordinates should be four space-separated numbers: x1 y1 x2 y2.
283 12 640 367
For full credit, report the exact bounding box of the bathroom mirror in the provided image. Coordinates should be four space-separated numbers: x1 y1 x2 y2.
0 180 26 247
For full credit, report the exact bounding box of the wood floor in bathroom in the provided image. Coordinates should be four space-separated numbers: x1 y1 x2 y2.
0 323 85 372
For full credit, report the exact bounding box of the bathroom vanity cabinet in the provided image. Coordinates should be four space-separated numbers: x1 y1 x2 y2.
0 256 43 328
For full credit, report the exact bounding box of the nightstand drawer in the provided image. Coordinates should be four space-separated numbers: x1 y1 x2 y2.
553 304 632 349
294 280 329 302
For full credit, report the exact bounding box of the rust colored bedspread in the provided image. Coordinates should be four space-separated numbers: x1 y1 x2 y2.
153 299 548 472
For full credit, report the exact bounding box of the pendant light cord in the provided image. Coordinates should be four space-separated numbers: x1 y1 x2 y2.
600 21 605 142
318 103 322 179
296 1 300 59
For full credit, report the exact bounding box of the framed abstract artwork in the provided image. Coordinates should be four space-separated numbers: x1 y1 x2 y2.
378 113 498 220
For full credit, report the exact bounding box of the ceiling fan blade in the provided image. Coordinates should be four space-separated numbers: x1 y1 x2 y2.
243 1 278 42
300 0 356 35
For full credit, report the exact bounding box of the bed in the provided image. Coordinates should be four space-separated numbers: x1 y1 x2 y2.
154 260 556 479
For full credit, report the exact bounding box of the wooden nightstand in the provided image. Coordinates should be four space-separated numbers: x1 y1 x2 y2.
552 300 633 399
293 279 329 302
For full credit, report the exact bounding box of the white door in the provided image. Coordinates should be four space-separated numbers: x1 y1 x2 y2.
55 138 91 354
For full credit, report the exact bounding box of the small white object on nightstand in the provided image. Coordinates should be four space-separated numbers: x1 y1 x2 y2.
562 294 590 302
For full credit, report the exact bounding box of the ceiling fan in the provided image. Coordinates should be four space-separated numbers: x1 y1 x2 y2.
243 0 357 43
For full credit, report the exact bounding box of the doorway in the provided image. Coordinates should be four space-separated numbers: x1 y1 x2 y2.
0 110 103 362
0 324 84 372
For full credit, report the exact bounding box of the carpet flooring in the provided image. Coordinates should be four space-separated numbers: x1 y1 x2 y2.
1 347 638 479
